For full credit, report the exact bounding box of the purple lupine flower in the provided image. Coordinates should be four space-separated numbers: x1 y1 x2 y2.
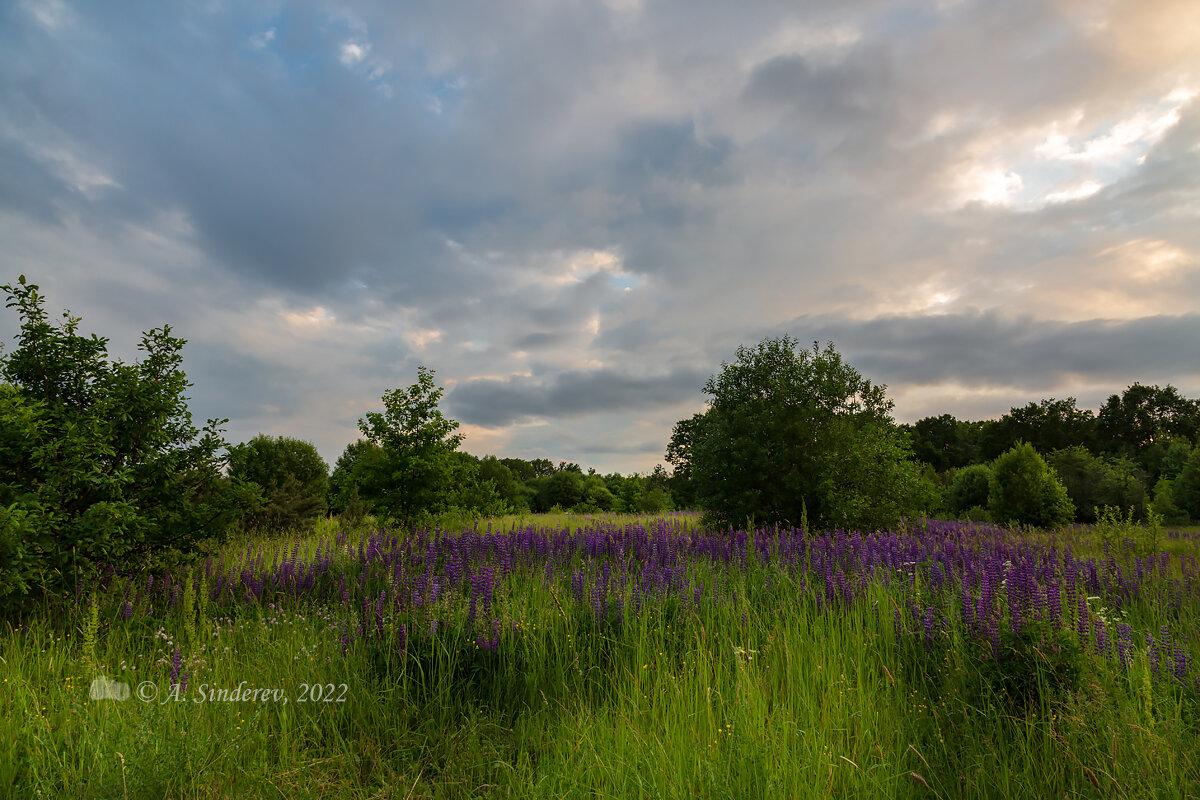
1147 633 1160 677
922 605 938 646
1173 644 1189 681
169 647 182 687
120 601 134 621
1116 624 1133 670
375 590 386 635
398 623 408 653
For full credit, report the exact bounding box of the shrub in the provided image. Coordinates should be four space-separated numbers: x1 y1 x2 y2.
1173 447 1200 522
0 276 255 616
974 621 1085 713
949 464 992 517
988 442 1075 528
1149 477 1189 526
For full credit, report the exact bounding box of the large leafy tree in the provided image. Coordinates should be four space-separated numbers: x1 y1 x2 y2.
226 434 329 531
354 366 465 525
1096 383 1200 458
0 276 255 615
668 337 930 531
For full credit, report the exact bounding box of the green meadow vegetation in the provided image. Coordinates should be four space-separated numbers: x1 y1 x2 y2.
2 513 1198 799
3 276 1199 798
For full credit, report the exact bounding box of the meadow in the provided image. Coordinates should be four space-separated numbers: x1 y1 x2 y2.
2 512 1198 799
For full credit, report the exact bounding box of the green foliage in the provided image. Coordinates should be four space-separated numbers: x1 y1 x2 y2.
959 505 991 523
1093 505 1162 562
1046 446 1146 523
987 442 1075 528
478 456 528 513
0 276 255 616
1173 446 1200 522
904 413 983 471
978 398 1096 462
355 366 465 525
670 337 928 531
539 469 585 511
1149 477 1189 525
974 621 1085 713
949 464 992 517
1097 383 1200 463
327 439 379 515
1156 441 1193 482
226 434 329 532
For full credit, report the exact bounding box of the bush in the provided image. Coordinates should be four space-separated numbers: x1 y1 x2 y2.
974 621 1085 713
1046 446 1146 523
227 434 329 532
1149 477 1189 525
1173 447 1200 522
0 276 255 616
949 464 992 517
988 442 1075 528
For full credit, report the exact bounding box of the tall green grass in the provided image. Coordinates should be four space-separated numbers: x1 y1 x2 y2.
2 516 1197 798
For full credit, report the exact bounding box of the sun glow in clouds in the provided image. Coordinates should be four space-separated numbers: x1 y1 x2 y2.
949 86 1197 210
280 306 335 332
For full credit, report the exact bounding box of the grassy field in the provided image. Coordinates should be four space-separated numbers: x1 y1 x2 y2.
2 513 1198 799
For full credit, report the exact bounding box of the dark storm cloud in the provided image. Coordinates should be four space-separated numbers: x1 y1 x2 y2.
448 367 709 427
780 312 1200 389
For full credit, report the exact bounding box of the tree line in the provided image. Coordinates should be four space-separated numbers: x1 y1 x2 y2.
899 389 1200 525
662 335 1200 532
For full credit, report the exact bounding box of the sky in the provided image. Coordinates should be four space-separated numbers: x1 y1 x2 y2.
1 0 1199 475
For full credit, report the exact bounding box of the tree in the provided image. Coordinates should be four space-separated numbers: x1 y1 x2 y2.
478 456 527 513
327 439 381 515
905 414 983 472
949 464 992 518
1173 447 1200 522
978 399 1096 462
1045 446 1145 523
1096 383 1200 460
355 366 465 525
0 276 255 615
226 434 329 531
539 469 585 511
987 442 1075 528
669 337 930 531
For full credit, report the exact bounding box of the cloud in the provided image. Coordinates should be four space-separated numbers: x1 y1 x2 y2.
449 367 709 427
2 0 1198 473
777 311 1200 392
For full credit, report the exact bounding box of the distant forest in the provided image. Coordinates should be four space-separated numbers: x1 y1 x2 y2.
892 385 1200 524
